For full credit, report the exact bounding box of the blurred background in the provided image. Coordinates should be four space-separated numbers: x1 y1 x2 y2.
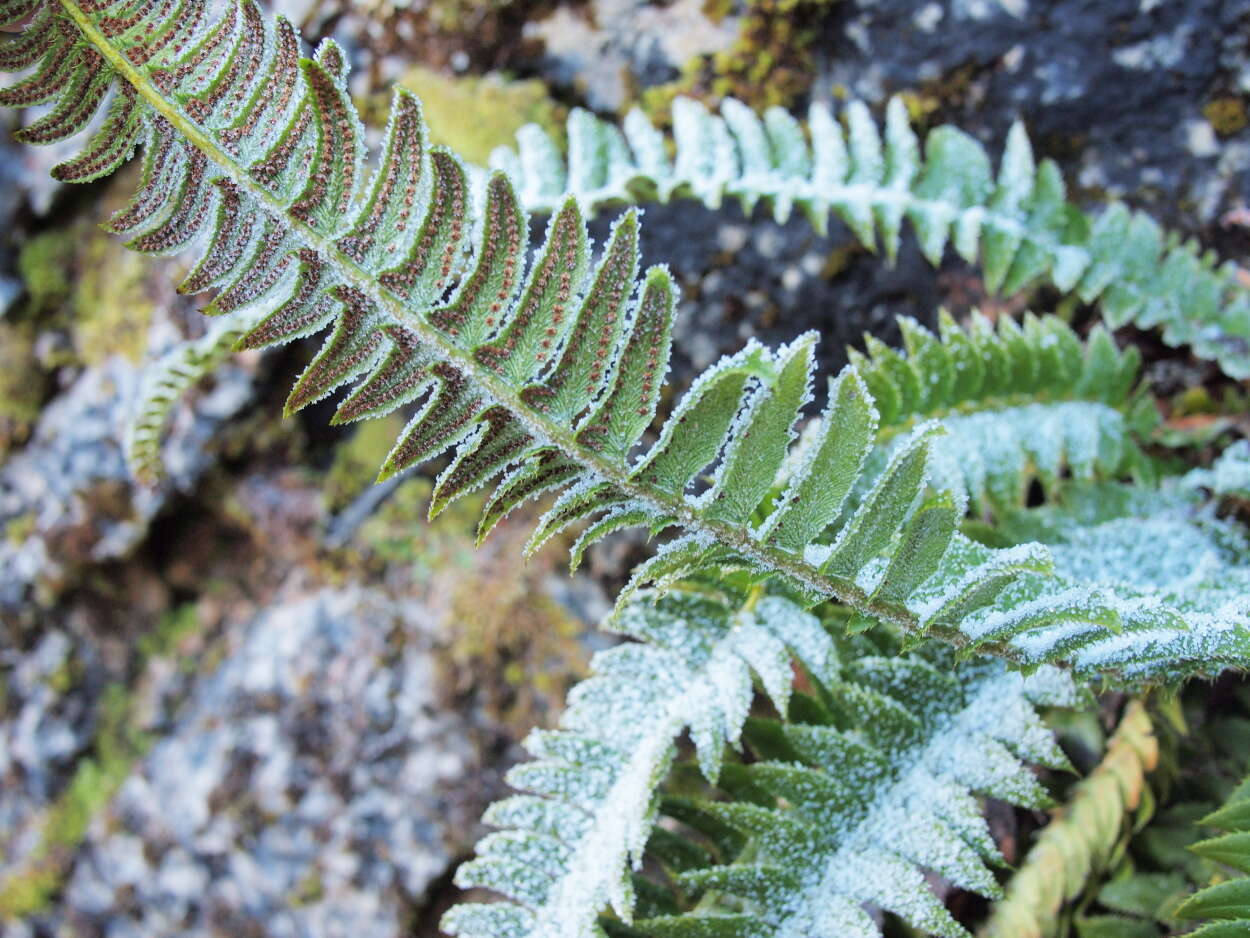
2 0 1250 934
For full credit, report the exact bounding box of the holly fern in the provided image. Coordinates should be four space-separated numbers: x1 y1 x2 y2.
3 1 1250 936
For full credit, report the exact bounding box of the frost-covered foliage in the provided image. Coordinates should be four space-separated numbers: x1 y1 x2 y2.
447 587 1081 938
443 588 835 938
6 3 1250 936
495 98 1250 379
5 0 1227 673
965 481 1250 680
845 309 1152 515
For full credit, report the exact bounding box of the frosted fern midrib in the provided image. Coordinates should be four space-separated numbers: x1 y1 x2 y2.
57 0 915 627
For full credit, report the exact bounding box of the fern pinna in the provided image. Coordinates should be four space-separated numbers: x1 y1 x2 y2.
496 98 1250 380
3 0 1250 677
1176 774 1250 937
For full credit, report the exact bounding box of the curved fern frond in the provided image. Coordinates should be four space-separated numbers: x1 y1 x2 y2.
630 630 1083 938
980 701 1158 938
3 1 1246 680
495 98 1250 379
445 586 1082 938
443 587 836 938
126 304 265 482
1174 774 1250 937
846 310 1152 516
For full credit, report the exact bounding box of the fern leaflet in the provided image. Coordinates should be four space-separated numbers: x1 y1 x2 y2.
443 587 834 938
1175 774 1250 937
446 586 1081 938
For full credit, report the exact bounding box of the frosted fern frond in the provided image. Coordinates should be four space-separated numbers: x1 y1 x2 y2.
1174 773 1250 937
496 98 1250 378
980 701 1158 938
126 304 266 482
846 310 1151 515
443 587 836 938
3 0 1244 678
1183 439 1250 499
624 637 1082 938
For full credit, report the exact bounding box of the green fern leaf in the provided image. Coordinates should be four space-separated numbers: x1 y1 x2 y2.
2 0 1245 682
632 633 1081 938
496 98 1250 379
443 587 835 938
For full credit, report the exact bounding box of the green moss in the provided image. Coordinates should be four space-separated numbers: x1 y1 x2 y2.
0 324 45 420
289 869 326 907
0 604 209 920
3 512 36 546
137 603 201 662
70 222 154 365
0 683 146 920
638 0 841 120
1204 96 1248 137
16 229 75 314
390 67 563 165
16 217 154 366
324 415 408 513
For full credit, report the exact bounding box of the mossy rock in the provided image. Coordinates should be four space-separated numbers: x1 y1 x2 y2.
16 216 155 366
393 67 563 165
0 321 48 430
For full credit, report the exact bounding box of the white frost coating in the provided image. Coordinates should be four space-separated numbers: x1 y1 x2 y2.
752 662 1075 938
963 485 1250 680
922 401 1128 512
446 590 831 938
1184 439 1250 497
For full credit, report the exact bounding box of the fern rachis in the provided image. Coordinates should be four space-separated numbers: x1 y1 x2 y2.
7 4 1250 937
21 0 909 621
0 0 1117 650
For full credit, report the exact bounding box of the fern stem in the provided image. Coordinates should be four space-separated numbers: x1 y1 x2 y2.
56 0 924 628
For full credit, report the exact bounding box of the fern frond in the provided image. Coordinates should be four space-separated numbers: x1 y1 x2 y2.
445 586 1082 938
4 1 1247 680
980 701 1158 938
495 98 1250 379
1175 774 1250 936
443 587 835 938
630 630 1083 938
126 304 265 482
847 310 1151 516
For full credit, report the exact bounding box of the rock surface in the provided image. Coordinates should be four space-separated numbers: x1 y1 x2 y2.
3 1 1249 935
